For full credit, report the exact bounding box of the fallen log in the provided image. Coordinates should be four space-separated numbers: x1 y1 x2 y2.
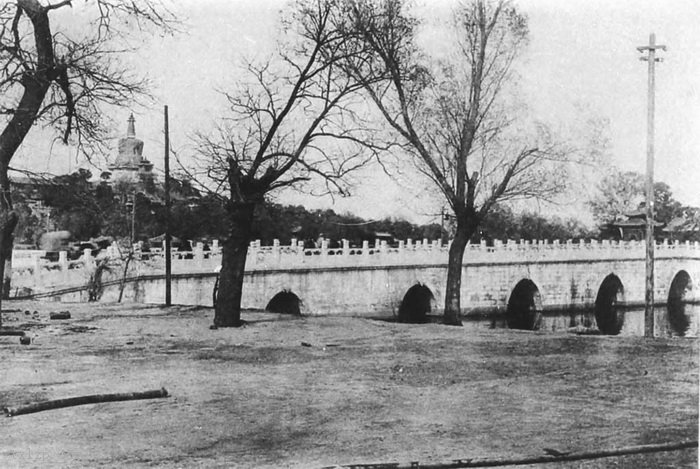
4 388 168 417
0 329 25 336
326 440 698 468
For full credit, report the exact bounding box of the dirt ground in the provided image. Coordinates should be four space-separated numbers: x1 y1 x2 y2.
0 301 697 468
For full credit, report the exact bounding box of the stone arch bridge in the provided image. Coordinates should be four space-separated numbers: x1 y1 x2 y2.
14 238 700 334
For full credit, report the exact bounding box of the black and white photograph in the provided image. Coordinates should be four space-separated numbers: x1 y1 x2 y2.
0 0 698 467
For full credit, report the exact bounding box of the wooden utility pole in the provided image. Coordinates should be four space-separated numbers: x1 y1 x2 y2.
637 33 666 338
164 105 172 306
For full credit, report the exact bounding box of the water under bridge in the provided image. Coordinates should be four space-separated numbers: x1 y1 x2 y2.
11 238 700 335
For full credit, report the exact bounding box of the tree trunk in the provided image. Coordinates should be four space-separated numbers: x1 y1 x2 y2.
214 202 256 327
3 257 13 299
0 2 61 322
0 210 17 326
443 220 471 326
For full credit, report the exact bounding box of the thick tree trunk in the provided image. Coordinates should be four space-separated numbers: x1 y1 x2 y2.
443 220 471 326
0 2 61 322
0 210 17 326
214 202 256 328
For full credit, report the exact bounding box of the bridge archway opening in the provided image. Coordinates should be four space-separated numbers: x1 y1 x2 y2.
667 271 692 336
506 279 542 331
265 290 303 316
398 283 434 323
595 274 625 335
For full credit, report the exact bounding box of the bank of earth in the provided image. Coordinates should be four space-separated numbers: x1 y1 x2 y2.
0 301 697 468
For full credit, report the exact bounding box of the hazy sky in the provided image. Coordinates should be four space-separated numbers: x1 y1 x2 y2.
15 0 700 225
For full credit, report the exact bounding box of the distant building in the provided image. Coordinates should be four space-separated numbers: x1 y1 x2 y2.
107 114 154 187
602 203 684 241
604 206 649 241
662 212 700 242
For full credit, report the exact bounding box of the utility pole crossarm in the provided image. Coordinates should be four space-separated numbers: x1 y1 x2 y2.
636 43 667 53
637 34 667 62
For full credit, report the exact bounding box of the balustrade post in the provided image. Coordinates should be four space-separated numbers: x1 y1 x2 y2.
342 239 350 257
82 248 94 272
247 240 258 268
107 241 117 258
321 239 329 262
362 240 369 258
58 251 68 271
194 242 204 268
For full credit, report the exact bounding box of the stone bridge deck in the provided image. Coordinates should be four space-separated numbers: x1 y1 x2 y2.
10 238 700 335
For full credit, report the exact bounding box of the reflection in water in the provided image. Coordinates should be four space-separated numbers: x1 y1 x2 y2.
464 303 699 338
658 302 698 338
667 301 691 336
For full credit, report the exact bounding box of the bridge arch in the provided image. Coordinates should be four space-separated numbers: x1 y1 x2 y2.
667 270 693 336
595 274 625 335
506 279 542 330
397 283 435 323
265 289 303 316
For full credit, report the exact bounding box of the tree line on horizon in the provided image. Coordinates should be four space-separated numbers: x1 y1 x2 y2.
11 168 600 249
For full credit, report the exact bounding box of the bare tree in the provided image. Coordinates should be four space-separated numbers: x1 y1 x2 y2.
0 1 175 322
188 0 382 327
347 0 578 325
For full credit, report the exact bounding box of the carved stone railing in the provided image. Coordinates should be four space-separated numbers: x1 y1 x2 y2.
242 238 700 270
9 237 700 296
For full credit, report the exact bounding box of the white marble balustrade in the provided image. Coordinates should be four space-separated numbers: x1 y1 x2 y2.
9 237 700 294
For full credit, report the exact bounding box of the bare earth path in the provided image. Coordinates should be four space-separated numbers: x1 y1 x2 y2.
0 301 697 468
